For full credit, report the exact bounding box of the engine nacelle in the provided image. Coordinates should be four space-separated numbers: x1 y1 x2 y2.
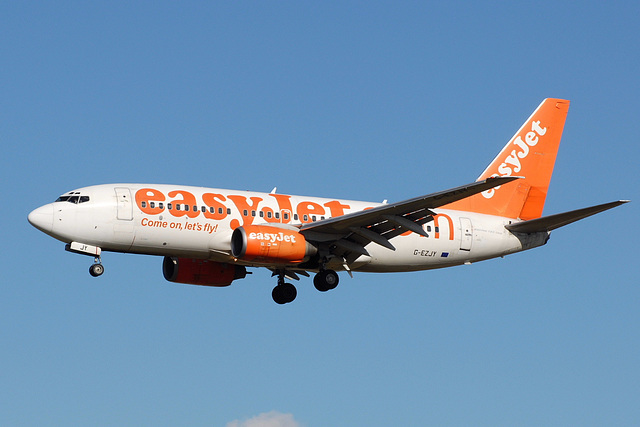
231 225 317 264
162 256 247 287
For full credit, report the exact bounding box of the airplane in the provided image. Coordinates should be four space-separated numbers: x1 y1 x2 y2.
28 98 628 304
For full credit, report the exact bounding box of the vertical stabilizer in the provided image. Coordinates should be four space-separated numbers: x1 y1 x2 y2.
445 98 570 219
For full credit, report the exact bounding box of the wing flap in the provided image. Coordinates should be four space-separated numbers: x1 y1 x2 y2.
349 226 396 250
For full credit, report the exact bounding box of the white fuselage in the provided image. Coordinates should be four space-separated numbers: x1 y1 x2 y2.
29 184 547 272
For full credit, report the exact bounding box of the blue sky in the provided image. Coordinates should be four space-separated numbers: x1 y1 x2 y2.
2 2 638 426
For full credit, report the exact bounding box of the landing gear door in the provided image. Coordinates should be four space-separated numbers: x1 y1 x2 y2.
115 187 133 221
460 217 473 251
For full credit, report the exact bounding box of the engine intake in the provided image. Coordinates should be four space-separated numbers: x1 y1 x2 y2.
162 256 247 287
231 225 316 264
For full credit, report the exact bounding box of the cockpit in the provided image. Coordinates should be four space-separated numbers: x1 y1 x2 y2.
55 191 90 204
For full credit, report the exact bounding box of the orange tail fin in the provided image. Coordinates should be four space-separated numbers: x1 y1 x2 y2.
445 98 570 219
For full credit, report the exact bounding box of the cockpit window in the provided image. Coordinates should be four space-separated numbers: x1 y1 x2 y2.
55 193 90 204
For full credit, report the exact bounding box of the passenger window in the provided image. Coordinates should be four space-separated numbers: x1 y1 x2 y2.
150 202 155 208
168 203 173 210
176 205 181 211
259 211 264 218
267 211 272 219
283 212 289 220
275 212 280 219
227 208 231 215
159 202 164 209
141 201 147 208
243 210 248 216
251 210 256 217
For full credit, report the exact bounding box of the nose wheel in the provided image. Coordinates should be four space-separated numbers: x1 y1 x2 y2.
89 257 104 277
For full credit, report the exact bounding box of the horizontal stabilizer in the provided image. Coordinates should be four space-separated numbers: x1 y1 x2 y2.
505 200 629 233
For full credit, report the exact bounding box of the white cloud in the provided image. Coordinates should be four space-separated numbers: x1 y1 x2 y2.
226 411 302 427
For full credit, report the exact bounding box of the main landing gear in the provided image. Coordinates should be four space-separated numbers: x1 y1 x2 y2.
313 269 339 292
89 256 104 277
272 272 297 305
271 268 340 304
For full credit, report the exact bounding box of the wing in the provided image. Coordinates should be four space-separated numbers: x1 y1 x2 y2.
299 176 519 264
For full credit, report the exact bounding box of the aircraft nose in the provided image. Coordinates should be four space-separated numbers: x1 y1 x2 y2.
28 204 54 234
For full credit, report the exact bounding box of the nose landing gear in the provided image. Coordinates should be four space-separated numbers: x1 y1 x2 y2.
89 257 104 277
65 243 104 278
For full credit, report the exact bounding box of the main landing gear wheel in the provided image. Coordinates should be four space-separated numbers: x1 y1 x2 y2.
314 269 339 292
272 270 297 304
272 282 297 304
89 263 104 277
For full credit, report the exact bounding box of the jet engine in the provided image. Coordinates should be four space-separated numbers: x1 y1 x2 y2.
231 225 317 264
162 256 247 287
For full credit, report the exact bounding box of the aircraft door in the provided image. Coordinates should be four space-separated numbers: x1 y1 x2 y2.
113 187 135 250
459 217 473 251
115 187 133 221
